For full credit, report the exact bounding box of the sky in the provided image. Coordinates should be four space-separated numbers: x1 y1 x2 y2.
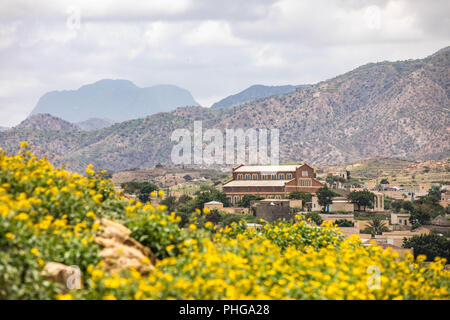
0 0 449 127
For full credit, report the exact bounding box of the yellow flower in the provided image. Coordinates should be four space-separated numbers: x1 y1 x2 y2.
130 268 141 280
56 294 73 300
141 257 151 264
37 258 44 267
104 294 117 300
30 248 40 256
417 254 427 263
157 205 167 211
14 213 29 220
5 232 14 240
158 190 165 197
93 194 103 204
203 207 210 215
205 221 213 229
91 269 104 280
189 224 197 231
86 211 96 219
166 245 175 252
150 191 157 197
20 141 28 148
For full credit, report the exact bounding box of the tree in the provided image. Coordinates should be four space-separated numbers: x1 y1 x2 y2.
120 181 158 203
409 204 432 227
347 190 375 211
427 186 442 200
287 191 312 203
237 194 264 208
402 201 414 213
380 178 389 184
391 200 403 213
304 212 323 225
177 194 192 205
326 175 345 186
408 187 445 228
316 186 334 212
334 219 354 227
384 198 392 210
362 218 389 237
205 209 222 225
193 185 231 208
159 196 177 212
403 234 450 261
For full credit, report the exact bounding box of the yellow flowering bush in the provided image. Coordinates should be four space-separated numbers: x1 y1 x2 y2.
79 232 449 300
1 144 449 300
227 218 342 251
0 146 105 298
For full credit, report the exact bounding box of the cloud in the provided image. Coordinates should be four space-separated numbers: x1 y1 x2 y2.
0 0 449 125
183 20 245 46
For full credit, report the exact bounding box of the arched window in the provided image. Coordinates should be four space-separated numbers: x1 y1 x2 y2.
279 174 285 180
237 174 243 180
286 174 292 180
252 174 258 180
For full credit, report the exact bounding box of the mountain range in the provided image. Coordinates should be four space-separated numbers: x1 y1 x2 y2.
30 79 200 123
211 84 309 109
1 47 449 172
75 118 116 131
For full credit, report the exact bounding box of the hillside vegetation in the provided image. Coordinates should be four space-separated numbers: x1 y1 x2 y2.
211 84 309 109
319 157 450 185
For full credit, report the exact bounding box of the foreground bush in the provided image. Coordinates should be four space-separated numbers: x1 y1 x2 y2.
0 144 449 300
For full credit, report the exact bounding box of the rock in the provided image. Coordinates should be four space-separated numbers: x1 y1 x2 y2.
95 218 156 274
42 262 82 292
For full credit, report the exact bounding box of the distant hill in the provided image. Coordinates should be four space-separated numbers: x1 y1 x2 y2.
15 113 79 131
318 157 450 185
1 47 449 172
30 79 200 123
211 84 309 109
76 118 116 131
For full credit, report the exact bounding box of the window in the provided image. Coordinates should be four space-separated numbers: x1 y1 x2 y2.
302 170 309 177
272 174 277 180
252 174 258 180
234 196 239 203
299 179 311 186
279 174 285 180
399 219 402 224
237 174 243 180
245 174 250 180
286 174 292 179
404 220 407 226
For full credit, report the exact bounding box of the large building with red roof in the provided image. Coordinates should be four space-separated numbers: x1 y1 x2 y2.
222 163 323 204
